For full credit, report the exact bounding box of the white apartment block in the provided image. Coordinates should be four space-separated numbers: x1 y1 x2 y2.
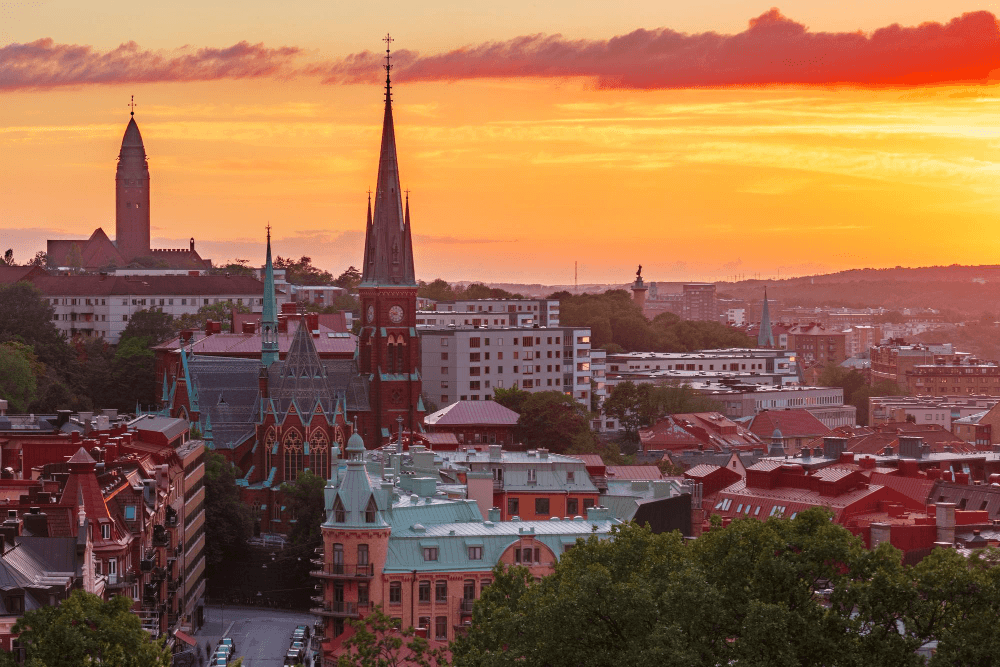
606 349 799 387
419 325 592 408
417 298 560 328
691 382 855 427
34 274 272 343
868 395 1000 429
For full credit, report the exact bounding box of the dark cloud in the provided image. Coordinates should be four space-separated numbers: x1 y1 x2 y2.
320 10 1000 88
0 39 300 90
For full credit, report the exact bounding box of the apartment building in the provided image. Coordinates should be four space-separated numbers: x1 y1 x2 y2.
787 323 847 365
15 274 277 343
417 298 559 327
605 349 798 389
419 325 593 407
868 395 1000 429
842 325 883 358
909 362 1000 397
870 341 958 390
691 382 854 427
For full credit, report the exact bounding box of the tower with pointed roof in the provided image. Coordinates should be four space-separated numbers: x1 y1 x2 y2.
758 287 776 348
261 227 280 367
115 104 151 262
358 37 423 445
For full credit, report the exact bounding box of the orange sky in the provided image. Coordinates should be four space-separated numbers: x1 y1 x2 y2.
4 2 1000 284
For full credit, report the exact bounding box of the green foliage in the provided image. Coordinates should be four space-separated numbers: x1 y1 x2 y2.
275 255 335 285
604 381 721 445
120 308 176 346
175 301 250 333
28 251 49 267
491 386 531 415
65 243 83 269
417 279 522 302
513 391 595 453
213 258 255 276
338 605 446 667
280 470 326 547
556 290 752 352
112 337 158 409
335 266 362 290
2 248 13 266
0 342 38 411
11 590 170 667
204 452 253 571
452 509 1000 667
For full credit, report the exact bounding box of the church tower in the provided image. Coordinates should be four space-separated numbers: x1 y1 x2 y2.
261 227 280 367
115 102 151 263
358 37 422 445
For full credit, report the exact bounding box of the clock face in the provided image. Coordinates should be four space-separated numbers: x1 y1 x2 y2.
389 305 404 324
367 305 374 322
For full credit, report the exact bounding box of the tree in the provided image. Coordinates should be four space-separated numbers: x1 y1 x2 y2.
8 590 170 667
452 508 1000 667
119 308 176 346
491 386 531 415
213 258 255 276
280 470 326 547
514 391 594 453
417 279 455 302
174 301 250 333
109 337 158 410
334 266 362 290
2 248 13 266
203 452 253 571
0 342 38 412
275 255 335 285
27 251 49 267
603 381 647 442
338 605 445 667
65 243 83 269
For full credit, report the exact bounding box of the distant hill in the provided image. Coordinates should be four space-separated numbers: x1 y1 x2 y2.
451 265 1000 317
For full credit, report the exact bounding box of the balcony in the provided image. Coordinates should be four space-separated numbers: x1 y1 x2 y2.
310 563 374 579
151 567 167 582
310 601 370 618
107 573 136 590
492 478 504 491
152 525 169 547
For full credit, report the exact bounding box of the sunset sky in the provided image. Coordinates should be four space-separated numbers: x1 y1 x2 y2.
4 1 1000 285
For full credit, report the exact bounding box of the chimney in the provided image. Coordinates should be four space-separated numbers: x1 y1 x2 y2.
23 507 48 537
487 507 501 522
936 502 956 545
189 237 195 252
870 522 891 548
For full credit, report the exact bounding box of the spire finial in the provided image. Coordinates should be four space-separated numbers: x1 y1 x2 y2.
383 33 393 104
129 95 136 117
266 222 271 242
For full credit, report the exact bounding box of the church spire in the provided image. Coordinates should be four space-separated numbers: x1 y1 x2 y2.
261 226 279 367
361 35 415 287
758 286 775 348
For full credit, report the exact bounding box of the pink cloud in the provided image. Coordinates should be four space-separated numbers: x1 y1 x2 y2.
0 39 300 90
321 9 1000 88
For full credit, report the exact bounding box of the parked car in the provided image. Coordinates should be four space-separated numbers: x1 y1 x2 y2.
294 624 310 639
289 641 305 657
219 638 235 657
284 650 301 665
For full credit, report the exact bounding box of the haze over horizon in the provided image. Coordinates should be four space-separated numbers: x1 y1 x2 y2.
5 1 1000 284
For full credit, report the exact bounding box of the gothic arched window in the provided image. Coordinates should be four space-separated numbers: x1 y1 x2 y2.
310 430 329 480
264 428 275 474
283 430 304 482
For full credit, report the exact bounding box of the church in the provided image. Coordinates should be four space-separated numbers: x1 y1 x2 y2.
156 61 425 532
46 104 211 270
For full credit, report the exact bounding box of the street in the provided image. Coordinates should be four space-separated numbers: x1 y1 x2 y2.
194 605 318 667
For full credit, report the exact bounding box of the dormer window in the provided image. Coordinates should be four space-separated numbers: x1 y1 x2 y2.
333 496 346 523
365 496 377 523
101 523 111 540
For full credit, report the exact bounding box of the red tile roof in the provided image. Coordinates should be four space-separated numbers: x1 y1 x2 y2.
606 466 663 481
748 409 831 440
425 400 520 427
869 472 936 505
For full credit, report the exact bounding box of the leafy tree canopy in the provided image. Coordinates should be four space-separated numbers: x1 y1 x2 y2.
335 266 362 290
120 308 176 346
0 342 38 412
203 452 253 571
451 509 1000 667
5 590 170 667
280 470 327 547
175 301 250 333
338 605 446 667
604 381 721 447
513 391 595 453
275 255 335 285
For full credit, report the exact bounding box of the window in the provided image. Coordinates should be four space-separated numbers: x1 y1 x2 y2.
419 616 431 630
124 505 136 520
358 583 369 604
470 352 480 362
101 523 111 540
535 498 550 515
583 498 595 510
526 468 536 482
508 498 519 516
419 581 431 603
333 496 346 523
435 616 447 641
468 546 482 560
358 544 369 566
389 582 402 605
464 579 476 600
423 547 438 562
365 496 377 523
567 498 578 515
435 580 447 603
333 543 344 569
470 337 481 348
441 352 449 360
566 471 575 483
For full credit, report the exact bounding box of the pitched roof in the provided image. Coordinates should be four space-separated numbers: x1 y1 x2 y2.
605 465 663 481
748 409 831 440
425 401 520 427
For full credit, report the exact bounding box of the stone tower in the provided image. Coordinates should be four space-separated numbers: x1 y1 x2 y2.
358 39 423 445
115 111 151 263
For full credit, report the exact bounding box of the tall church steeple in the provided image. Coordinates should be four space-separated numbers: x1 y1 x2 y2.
357 36 423 446
361 37 415 287
758 287 775 348
115 98 151 263
261 226 279 367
